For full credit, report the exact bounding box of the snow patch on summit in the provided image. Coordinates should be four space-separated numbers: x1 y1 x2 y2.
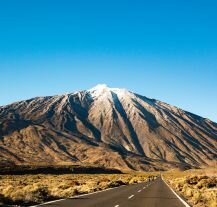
88 84 131 99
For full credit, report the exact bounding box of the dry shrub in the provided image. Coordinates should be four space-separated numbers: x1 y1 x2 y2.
0 173 156 206
108 180 126 188
164 170 217 207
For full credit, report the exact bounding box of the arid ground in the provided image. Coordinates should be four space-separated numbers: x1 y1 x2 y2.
163 168 217 207
0 168 216 206
0 172 156 206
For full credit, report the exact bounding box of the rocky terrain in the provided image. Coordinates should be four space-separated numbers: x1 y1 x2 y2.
0 84 216 171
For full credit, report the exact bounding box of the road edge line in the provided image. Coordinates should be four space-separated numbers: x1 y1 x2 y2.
162 177 191 207
32 184 127 207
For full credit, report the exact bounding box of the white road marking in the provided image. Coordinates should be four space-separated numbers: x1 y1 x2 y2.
128 195 134 199
162 177 190 207
114 205 119 207
33 181 152 207
32 185 126 207
138 190 141 192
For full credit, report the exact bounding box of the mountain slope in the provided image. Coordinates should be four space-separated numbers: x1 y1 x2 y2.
0 84 216 170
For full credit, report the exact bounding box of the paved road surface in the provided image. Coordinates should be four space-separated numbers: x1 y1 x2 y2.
39 177 187 207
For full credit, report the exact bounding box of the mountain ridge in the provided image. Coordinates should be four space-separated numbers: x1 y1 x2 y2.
0 84 216 171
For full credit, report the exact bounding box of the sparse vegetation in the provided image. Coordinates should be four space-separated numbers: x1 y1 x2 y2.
2 167 216 207
0 173 157 206
164 168 217 207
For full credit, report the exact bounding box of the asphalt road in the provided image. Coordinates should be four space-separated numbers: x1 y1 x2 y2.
39 177 186 207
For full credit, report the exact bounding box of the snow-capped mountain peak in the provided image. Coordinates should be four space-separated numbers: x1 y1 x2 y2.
0 84 216 170
90 84 109 91
88 84 130 99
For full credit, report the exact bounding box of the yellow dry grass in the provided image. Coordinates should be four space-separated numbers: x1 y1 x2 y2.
163 168 217 207
0 173 157 206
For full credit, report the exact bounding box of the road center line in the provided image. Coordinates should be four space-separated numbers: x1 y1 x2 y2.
128 195 134 199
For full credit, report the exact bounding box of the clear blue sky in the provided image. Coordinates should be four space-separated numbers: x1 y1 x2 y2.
0 0 217 122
